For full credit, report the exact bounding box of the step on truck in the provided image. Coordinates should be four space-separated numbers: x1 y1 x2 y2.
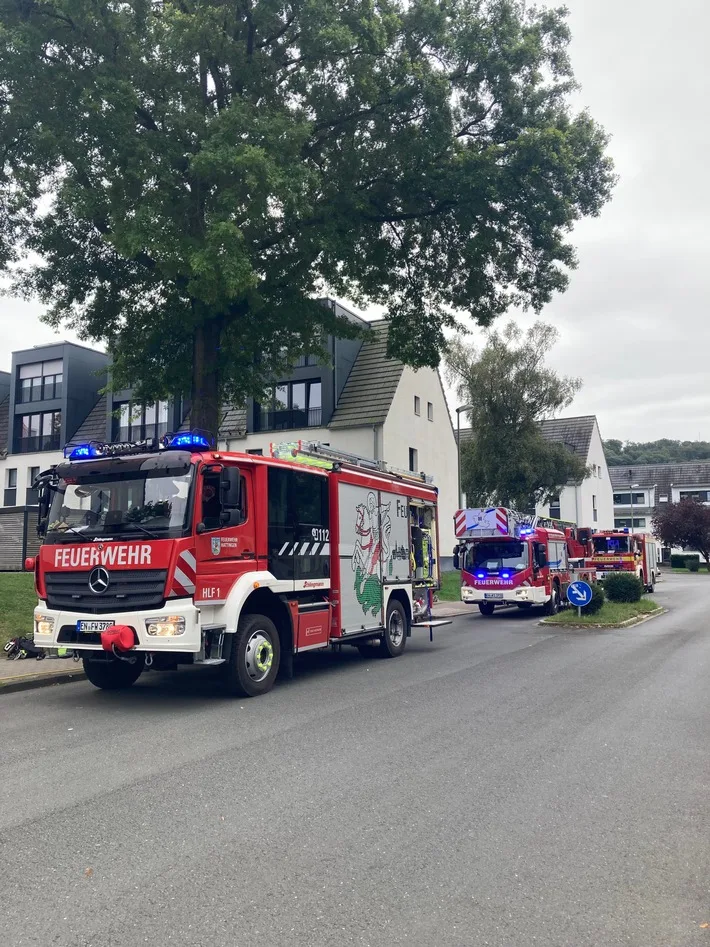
29 435 445 696
583 529 658 592
453 507 591 616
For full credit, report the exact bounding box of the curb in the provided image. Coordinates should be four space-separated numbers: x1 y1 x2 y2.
0 666 86 695
539 606 666 631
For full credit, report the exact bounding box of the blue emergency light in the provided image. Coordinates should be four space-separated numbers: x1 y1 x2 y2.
476 572 486 579
164 431 213 450
65 442 103 460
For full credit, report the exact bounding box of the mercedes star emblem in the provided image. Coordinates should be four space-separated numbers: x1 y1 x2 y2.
88 566 110 595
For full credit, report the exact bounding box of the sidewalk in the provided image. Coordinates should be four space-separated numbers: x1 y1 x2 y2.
431 600 471 619
0 656 85 694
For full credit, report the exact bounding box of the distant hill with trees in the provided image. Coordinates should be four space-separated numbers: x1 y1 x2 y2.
604 439 710 466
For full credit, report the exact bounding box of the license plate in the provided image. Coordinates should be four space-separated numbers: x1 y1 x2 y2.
77 620 115 634
484 593 504 600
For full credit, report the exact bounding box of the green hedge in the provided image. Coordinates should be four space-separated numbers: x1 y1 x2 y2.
604 572 643 602
671 553 700 568
581 582 605 615
687 559 700 573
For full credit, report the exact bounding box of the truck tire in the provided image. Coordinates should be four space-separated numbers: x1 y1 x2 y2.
83 654 145 690
647 573 656 593
544 584 560 616
223 613 281 697
478 602 495 616
380 600 408 658
516 603 533 610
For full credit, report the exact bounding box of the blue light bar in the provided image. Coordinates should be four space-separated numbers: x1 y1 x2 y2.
519 527 534 536
476 572 486 580
165 431 213 450
65 442 103 460
501 572 511 579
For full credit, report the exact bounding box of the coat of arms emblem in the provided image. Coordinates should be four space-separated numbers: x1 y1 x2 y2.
211 537 221 556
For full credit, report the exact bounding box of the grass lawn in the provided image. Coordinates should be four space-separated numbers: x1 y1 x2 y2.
0 572 37 648
669 567 710 575
438 570 461 602
544 597 661 627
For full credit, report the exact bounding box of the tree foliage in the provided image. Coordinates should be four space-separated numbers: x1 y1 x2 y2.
604 439 710 466
0 0 615 432
652 499 710 571
446 321 587 509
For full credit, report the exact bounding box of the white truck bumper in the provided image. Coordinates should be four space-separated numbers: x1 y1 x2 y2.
32 599 202 653
461 586 549 606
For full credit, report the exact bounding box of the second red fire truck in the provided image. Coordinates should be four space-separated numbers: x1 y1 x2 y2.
583 529 658 592
453 507 596 616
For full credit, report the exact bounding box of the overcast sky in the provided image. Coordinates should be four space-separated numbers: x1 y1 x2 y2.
0 0 706 443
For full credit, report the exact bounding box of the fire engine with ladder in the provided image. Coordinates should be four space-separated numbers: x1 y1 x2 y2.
453 507 596 616
29 434 448 696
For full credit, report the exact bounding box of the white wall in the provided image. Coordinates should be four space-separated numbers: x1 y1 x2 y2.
0 449 62 508
382 366 458 554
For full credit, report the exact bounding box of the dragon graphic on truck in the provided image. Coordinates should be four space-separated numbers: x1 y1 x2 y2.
352 492 392 616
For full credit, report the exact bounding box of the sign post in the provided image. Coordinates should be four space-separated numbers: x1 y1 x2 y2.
567 580 593 617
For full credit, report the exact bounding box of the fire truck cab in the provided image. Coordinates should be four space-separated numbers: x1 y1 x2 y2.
453 508 577 616
585 529 658 592
29 435 445 696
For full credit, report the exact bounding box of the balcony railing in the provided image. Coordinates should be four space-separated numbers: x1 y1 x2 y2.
255 407 322 432
17 380 63 403
16 435 61 453
25 487 39 506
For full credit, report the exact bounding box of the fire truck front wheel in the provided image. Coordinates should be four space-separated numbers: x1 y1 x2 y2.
82 654 145 690
544 583 560 616
224 614 281 697
478 602 496 616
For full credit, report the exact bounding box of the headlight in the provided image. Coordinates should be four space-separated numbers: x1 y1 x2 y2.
145 615 185 637
34 612 54 636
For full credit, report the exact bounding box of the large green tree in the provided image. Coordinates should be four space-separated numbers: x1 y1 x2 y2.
0 0 615 433
605 439 710 466
446 321 588 509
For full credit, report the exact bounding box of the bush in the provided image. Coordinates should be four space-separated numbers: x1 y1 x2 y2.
687 558 700 573
580 582 605 615
671 553 700 568
604 572 643 602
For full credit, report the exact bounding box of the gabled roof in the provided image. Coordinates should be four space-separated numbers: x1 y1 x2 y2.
69 394 108 444
538 416 596 459
456 415 598 458
609 462 710 499
0 396 8 457
329 320 404 429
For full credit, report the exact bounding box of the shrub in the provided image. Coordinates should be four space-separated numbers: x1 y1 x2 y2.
687 558 700 573
580 582 605 615
604 572 643 602
671 553 699 568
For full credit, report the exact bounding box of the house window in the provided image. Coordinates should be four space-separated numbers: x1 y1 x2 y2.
17 359 63 404
678 490 710 503
592 494 598 522
247 449 263 456
549 495 561 519
16 411 61 452
615 518 646 529
256 381 322 432
427 402 434 421
113 400 169 442
26 466 40 505
414 396 421 416
4 468 17 506
613 492 646 505
409 448 418 473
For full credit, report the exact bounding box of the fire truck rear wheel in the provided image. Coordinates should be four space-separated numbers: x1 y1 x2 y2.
224 613 281 697
380 600 408 658
82 654 145 690
478 602 495 616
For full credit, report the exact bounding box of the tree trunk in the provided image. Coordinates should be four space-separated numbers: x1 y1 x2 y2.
191 312 222 439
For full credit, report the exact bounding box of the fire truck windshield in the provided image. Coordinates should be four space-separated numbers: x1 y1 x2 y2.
593 536 630 554
466 540 528 573
46 470 193 540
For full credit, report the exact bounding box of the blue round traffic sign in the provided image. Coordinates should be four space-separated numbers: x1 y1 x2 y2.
568 580 593 607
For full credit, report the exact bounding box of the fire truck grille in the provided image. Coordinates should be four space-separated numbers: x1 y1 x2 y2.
44 570 169 614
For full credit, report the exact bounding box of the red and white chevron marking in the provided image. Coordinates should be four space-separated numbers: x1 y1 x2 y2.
169 549 196 597
495 507 508 533
454 510 468 537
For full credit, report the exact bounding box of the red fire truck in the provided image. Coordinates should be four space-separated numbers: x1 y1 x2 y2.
29 435 444 696
453 507 593 616
584 529 658 592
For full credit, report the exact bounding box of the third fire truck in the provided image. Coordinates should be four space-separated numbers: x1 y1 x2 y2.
583 529 658 592
453 508 594 616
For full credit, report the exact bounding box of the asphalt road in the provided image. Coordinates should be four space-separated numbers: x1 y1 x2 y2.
1 573 709 947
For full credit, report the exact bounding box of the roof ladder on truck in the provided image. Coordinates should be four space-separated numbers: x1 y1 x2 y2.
270 440 436 487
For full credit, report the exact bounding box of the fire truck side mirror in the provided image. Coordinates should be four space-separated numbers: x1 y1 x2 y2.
453 547 460 571
220 466 242 511
37 483 52 538
535 543 547 569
